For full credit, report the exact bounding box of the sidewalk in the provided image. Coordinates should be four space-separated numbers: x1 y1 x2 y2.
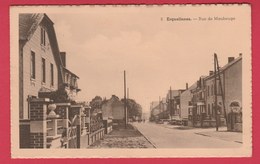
89 124 154 148
156 122 242 144
195 128 243 144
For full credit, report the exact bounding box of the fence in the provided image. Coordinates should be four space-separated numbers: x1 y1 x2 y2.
20 98 105 149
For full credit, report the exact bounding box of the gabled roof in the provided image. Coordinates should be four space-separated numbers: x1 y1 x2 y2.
19 14 62 68
19 14 53 41
21 14 67 87
19 13 80 86
166 89 185 99
204 56 242 81
181 82 197 96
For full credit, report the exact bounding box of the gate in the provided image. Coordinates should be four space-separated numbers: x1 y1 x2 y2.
67 126 77 148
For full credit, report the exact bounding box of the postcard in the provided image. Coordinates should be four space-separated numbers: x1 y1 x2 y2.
10 4 252 158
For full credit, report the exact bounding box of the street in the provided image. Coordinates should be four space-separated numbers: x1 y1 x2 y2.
133 122 242 148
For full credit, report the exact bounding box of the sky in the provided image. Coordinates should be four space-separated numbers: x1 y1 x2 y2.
46 5 250 113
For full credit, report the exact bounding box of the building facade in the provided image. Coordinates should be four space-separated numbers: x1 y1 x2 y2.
180 83 197 121
149 101 159 121
166 89 185 120
204 56 242 130
19 14 61 120
188 55 242 130
19 14 80 120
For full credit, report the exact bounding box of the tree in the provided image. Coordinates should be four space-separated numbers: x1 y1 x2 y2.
121 98 143 119
89 96 103 113
49 87 76 104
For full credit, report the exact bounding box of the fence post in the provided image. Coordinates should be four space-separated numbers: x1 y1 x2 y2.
29 98 50 148
70 105 83 148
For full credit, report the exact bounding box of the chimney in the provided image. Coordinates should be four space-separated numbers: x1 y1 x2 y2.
186 83 188 90
228 57 235 63
209 71 214 76
60 52 66 67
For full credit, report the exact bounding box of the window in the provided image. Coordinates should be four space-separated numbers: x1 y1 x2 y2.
50 63 54 86
207 86 210 96
66 73 69 84
41 58 46 83
212 103 214 117
217 82 222 95
41 27 46 46
70 76 73 86
208 104 211 115
74 78 77 87
211 84 214 96
30 51 36 79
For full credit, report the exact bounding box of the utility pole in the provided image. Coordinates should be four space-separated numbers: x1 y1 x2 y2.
159 96 161 113
127 87 129 122
124 70 127 129
214 53 228 129
214 54 219 131
127 88 129 99
170 86 172 120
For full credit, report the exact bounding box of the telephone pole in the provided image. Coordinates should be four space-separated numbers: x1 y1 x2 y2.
124 70 127 129
214 53 228 129
127 88 129 99
170 86 172 120
214 55 219 131
159 96 161 113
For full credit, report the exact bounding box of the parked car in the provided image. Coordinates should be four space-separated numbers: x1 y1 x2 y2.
168 117 183 125
156 120 164 124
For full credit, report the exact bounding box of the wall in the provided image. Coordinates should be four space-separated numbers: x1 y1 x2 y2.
102 101 113 119
21 24 58 119
180 84 196 119
204 74 224 117
203 59 242 121
19 120 30 148
224 59 242 113
112 106 124 120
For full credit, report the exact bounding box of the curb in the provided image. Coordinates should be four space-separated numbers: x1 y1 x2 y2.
194 132 211 137
132 124 157 148
195 132 243 144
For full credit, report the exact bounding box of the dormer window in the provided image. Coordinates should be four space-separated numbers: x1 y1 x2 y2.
41 27 46 46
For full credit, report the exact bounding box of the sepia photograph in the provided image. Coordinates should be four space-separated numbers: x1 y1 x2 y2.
10 4 251 158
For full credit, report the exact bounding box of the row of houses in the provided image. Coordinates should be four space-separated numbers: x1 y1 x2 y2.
150 55 242 132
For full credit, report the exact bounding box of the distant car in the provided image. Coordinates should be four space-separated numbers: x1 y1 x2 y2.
176 118 183 125
156 120 164 124
168 120 176 125
168 117 183 125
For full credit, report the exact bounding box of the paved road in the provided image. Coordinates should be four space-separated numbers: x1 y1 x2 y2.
133 122 242 148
